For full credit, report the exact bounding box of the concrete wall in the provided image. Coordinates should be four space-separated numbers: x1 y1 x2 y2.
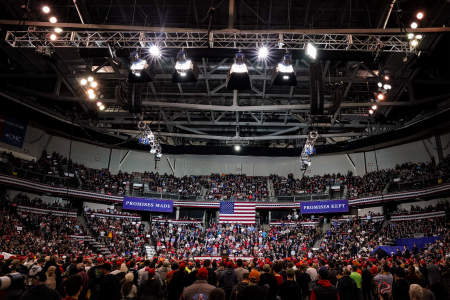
2 124 449 178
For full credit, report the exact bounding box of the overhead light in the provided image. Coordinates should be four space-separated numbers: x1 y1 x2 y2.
49 34 57 41
80 78 87 86
371 104 378 110
49 16 57 23
96 101 102 107
87 88 95 95
149 45 161 58
410 39 419 47
407 33 415 40
88 92 96 100
226 52 251 90
383 84 392 90
42 6 51 14
173 50 198 83
54 27 63 33
415 34 423 40
87 76 94 82
377 92 385 101
99 104 105 111
384 75 390 81
272 54 297 86
90 81 98 88
410 22 418 29
416 12 424 20
377 82 383 88
234 145 241 152
369 109 374 115
258 46 269 60
306 43 317 60
129 56 152 83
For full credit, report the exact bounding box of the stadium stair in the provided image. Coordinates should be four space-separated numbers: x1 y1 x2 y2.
78 214 112 256
313 221 330 249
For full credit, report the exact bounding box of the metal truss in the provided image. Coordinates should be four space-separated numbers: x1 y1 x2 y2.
5 30 412 52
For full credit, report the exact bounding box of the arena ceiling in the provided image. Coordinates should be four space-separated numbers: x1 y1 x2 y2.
0 0 450 155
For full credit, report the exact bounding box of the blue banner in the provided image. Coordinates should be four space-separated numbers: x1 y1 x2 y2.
300 199 349 214
0 115 28 148
123 196 174 213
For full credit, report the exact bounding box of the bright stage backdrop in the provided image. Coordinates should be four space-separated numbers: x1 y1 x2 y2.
300 199 349 214
123 196 174 213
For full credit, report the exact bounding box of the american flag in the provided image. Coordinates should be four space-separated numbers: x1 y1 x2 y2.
219 201 256 224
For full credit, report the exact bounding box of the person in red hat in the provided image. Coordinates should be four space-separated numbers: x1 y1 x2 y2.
181 268 216 300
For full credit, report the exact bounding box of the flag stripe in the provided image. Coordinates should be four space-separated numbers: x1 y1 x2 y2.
219 201 256 224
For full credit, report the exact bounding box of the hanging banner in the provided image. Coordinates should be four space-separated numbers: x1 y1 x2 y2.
0 115 28 148
122 196 174 213
300 199 349 214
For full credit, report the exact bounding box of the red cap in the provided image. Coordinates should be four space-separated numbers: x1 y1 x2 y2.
197 267 208 280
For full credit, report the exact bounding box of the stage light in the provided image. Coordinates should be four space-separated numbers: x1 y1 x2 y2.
377 93 385 101
369 109 374 115
173 50 198 83
87 76 94 82
49 34 57 41
90 81 98 88
377 82 383 88
272 54 297 86
383 84 392 90
410 22 418 29
410 39 419 47
80 78 87 86
129 55 152 83
130 58 147 76
415 34 423 40
96 101 102 107
99 104 105 111
88 93 96 100
306 43 317 60
234 145 241 152
258 46 269 60
384 75 390 81
407 33 414 40
54 27 63 33
49 16 57 23
149 45 161 58
42 6 50 14
226 52 251 90
87 88 95 95
416 12 424 20
371 104 378 110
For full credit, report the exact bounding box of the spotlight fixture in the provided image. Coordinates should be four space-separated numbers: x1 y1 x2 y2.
369 109 374 115
80 78 87 86
410 39 419 47
305 42 317 60
96 101 102 107
87 88 95 95
90 81 98 88
383 84 392 90
272 54 297 86
87 76 94 82
54 27 63 33
258 46 269 60
376 92 385 101
172 50 198 83
42 6 51 14
377 82 383 88
410 22 418 29
384 75 390 81
371 104 378 110
416 11 424 20
149 45 161 58
415 34 423 40
88 92 96 100
234 145 241 152
407 33 415 40
129 55 152 83
49 34 57 41
49 16 57 23
99 104 105 111
226 52 251 90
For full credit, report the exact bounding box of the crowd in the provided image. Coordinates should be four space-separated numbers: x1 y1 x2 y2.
85 212 148 257
206 174 269 201
1 150 450 200
0 244 449 300
380 218 446 240
151 222 320 259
